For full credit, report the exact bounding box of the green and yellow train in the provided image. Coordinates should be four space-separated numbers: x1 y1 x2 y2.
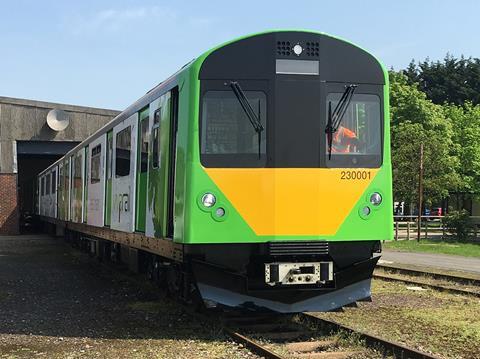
37 30 393 313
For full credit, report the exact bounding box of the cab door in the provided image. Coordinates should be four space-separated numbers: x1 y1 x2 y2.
111 114 137 232
145 90 177 238
135 107 150 232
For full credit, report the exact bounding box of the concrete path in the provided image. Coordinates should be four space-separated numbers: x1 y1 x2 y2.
379 249 480 275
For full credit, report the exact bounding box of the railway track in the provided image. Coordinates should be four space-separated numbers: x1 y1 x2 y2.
222 311 441 359
83 244 446 359
374 264 480 298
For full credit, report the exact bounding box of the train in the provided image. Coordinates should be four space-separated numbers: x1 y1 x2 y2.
36 30 393 313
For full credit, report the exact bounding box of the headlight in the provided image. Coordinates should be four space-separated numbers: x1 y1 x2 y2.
215 207 225 217
201 193 216 208
293 44 303 55
362 206 371 216
370 192 382 206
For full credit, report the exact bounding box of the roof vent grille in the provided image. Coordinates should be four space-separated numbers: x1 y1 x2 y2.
305 41 320 57
277 41 291 56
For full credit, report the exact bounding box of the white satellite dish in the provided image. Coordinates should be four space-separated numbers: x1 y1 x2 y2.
46 109 70 131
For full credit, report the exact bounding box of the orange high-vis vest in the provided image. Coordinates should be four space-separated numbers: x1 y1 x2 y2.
332 126 357 153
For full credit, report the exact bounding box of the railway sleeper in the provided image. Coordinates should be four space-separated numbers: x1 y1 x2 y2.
293 352 357 359
259 330 313 341
285 340 338 353
236 323 298 333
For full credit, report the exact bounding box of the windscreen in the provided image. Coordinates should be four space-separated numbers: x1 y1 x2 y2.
325 93 382 168
201 90 267 167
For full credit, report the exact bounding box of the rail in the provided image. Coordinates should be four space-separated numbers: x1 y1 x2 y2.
222 312 441 359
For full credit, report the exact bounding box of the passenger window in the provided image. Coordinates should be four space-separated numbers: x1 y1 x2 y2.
107 135 113 180
140 118 149 172
65 161 70 191
91 144 101 184
41 177 45 196
59 166 64 191
52 170 56 194
152 108 161 168
74 155 82 185
116 126 131 177
46 174 51 195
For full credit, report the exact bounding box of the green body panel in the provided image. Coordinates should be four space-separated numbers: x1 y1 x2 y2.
171 73 189 243
148 92 172 238
176 30 393 244
135 107 149 232
105 131 113 226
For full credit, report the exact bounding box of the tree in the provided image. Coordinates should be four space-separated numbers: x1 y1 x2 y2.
389 72 460 209
444 102 480 195
403 54 480 105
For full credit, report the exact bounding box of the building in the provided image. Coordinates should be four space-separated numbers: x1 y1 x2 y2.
0 96 120 235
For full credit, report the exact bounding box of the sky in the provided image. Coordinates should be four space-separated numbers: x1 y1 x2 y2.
1 0 479 110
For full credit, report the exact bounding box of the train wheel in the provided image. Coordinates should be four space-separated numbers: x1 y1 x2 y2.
166 265 182 299
146 255 168 288
146 256 155 281
110 243 120 263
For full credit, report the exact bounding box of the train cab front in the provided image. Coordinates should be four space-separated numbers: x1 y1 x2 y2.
187 240 381 312
185 30 393 313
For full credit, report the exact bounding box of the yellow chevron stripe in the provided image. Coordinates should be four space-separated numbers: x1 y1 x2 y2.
204 168 378 236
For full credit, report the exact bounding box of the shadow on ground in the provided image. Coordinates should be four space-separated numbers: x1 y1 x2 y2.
0 234 216 341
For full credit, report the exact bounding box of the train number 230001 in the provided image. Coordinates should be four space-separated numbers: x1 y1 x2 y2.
340 170 371 180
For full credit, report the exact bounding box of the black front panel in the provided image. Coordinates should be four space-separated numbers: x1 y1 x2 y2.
199 31 385 168
187 241 380 304
274 78 321 167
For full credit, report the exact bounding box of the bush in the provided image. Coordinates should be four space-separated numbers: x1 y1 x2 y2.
442 210 475 240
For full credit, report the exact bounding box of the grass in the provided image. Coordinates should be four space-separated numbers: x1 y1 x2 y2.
314 280 480 358
383 239 480 258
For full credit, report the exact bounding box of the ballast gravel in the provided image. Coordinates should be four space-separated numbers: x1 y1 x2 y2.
0 234 256 359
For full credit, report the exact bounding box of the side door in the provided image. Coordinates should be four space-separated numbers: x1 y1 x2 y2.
39 176 44 216
111 114 137 232
71 150 85 223
83 146 88 223
146 90 177 238
87 135 106 227
135 107 150 232
58 163 64 220
52 167 57 218
66 157 72 221
45 171 51 217
36 177 40 215
104 131 113 226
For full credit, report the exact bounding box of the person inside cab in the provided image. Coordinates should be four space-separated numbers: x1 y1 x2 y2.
331 125 361 153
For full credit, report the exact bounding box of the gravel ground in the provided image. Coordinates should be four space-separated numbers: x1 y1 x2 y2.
0 235 256 359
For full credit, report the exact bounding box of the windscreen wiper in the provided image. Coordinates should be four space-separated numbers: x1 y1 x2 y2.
230 81 264 158
325 84 357 160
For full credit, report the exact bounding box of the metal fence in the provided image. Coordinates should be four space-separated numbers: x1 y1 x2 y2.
393 215 480 241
